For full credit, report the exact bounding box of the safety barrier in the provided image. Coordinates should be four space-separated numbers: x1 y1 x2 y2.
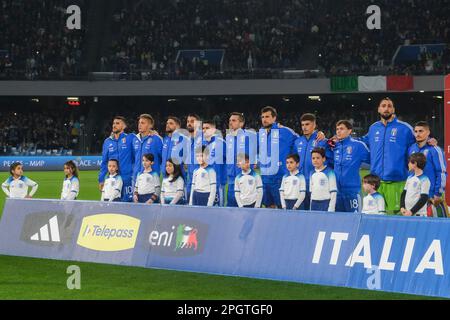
0 198 449 298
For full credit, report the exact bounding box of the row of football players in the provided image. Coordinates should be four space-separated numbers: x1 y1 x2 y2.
97 105 447 216
2 148 432 216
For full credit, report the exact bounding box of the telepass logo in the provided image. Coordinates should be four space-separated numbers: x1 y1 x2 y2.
77 213 140 252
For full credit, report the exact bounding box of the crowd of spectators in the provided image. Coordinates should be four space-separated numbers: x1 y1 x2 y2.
0 110 85 155
317 0 450 76
1 0 449 80
0 0 86 80
103 0 318 77
104 0 450 78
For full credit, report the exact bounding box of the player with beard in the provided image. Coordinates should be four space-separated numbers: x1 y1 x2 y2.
161 116 187 178
98 116 134 202
258 106 298 208
408 121 447 217
225 112 257 207
185 114 203 198
361 98 416 214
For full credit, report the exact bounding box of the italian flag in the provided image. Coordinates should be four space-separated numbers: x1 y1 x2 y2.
331 75 414 92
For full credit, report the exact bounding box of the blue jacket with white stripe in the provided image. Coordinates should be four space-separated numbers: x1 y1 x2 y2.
203 135 227 187
99 132 134 183
294 130 332 191
408 143 447 197
331 136 370 193
162 132 188 177
362 117 415 181
132 133 163 179
225 128 258 185
258 123 298 183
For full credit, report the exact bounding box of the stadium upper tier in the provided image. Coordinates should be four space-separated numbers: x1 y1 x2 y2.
1 0 449 80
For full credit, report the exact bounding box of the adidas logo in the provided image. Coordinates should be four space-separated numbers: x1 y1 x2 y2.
30 215 60 242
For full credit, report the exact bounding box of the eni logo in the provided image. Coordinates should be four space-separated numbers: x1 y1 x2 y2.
77 214 140 252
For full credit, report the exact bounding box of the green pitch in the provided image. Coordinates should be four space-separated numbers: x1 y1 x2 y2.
0 171 437 300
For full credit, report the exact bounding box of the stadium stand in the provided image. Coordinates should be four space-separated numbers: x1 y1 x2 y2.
317 0 450 76
105 0 314 78
0 0 87 80
1 0 449 80
0 110 86 156
104 0 450 79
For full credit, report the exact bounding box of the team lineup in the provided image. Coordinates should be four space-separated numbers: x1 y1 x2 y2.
2 98 448 217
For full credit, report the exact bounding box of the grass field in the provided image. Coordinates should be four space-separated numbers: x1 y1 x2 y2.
0 171 437 300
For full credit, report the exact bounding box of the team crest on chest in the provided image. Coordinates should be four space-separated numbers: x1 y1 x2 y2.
391 128 397 136
346 146 352 154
